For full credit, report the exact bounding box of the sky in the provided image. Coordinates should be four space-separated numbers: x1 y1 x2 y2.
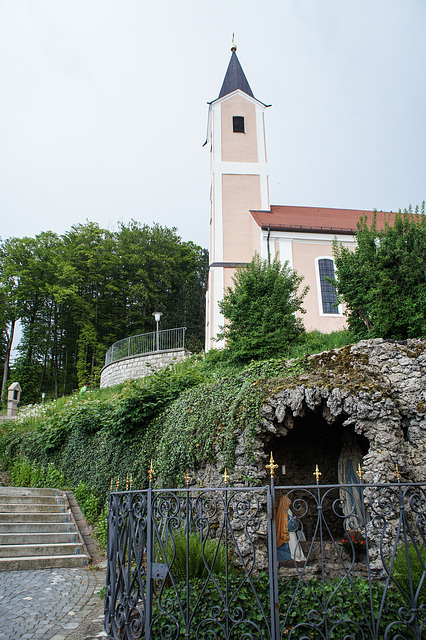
0 0 425 251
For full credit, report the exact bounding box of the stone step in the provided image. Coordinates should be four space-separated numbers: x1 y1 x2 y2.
278 563 320 577
0 495 65 505
0 542 85 558
0 512 70 523
2 503 67 513
0 554 90 571
0 532 78 545
0 522 74 534
0 487 61 497
0 486 93 571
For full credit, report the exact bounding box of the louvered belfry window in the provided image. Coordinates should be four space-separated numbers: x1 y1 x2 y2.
318 259 338 314
233 116 245 133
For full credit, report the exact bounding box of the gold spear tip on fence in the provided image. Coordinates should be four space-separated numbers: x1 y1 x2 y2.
184 469 191 486
266 452 278 478
115 476 120 491
129 473 133 490
357 463 363 481
313 465 322 483
148 460 154 482
126 473 129 491
395 464 401 481
222 468 230 484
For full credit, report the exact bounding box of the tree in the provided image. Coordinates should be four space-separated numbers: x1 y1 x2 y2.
218 254 308 362
1 221 208 400
115 221 208 351
0 236 38 403
333 204 426 339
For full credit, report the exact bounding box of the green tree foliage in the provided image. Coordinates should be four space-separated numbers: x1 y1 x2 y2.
333 205 426 339
0 222 207 402
218 255 308 362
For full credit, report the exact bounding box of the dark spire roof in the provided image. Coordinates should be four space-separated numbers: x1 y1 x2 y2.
218 51 254 99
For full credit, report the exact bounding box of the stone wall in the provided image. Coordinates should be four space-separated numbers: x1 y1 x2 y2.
189 338 426 571
99 349 189 388
190 339 426 489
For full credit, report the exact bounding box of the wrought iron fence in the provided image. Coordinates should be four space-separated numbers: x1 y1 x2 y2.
105 472 426 639
105 327 186 365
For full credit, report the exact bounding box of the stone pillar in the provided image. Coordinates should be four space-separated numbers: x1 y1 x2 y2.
7 382 21 417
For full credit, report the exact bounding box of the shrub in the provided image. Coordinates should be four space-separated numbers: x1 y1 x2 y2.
151 575 405 639
163 531 233 581
9 458 66 490
95 502 108 549
218 254 308 362
392 542 426 602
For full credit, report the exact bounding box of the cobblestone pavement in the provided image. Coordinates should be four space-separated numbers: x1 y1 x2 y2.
0 568 108 640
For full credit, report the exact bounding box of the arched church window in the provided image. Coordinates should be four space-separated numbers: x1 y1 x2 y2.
233 116 245 133
318 258 339 314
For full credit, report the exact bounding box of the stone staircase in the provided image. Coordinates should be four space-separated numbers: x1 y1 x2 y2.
0 486 91 570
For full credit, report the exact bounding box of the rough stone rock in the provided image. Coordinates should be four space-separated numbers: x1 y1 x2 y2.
190 338 426 570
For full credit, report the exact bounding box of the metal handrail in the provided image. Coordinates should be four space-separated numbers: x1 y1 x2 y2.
105 327 186 365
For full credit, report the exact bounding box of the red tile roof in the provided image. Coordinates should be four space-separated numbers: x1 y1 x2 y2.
250 205 396 235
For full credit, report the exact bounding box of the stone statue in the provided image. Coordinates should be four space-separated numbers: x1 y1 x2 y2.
338 430 365 530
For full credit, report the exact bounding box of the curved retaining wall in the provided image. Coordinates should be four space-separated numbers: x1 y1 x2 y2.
100 349 189 388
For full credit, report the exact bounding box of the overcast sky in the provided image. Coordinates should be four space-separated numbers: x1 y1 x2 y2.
1 0 425 250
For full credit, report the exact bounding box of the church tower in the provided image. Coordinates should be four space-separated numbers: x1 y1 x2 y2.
205 45 270 349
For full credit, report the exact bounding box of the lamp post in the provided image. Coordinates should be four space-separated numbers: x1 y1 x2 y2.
152 311 163 351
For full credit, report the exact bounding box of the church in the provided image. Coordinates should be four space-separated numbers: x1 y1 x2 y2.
205 45 391 350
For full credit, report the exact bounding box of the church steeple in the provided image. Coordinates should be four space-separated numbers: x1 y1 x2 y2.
218 40 254 99
218 49 254 99
205 45 270 351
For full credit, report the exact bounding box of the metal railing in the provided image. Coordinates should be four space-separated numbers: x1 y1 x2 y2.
105 327 186 365
105 476 426 639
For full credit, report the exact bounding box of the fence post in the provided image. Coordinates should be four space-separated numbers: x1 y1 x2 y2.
104 493 118 637
268 477 280 640
145 480 154 639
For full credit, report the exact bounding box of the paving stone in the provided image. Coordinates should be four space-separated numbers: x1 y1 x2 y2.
0 567 106 639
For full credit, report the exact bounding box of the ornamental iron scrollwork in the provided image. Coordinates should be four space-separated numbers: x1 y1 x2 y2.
105 481 426 639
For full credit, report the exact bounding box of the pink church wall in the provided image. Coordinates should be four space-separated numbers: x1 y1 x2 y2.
292 242 349 333
221 95 258 163
222 174 261 263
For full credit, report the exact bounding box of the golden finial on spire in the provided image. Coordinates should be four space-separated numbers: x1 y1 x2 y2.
266 452 278 478
231 33 237 52
313 465 322 483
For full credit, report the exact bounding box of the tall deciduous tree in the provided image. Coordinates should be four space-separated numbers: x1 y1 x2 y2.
218 254 308 362
333 205 426 339
1 221 207 402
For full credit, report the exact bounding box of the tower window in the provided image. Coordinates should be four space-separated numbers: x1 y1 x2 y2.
233 116 245 133
318 258 339 314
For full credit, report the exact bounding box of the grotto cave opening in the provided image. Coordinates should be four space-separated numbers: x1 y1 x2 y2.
266 406 370 541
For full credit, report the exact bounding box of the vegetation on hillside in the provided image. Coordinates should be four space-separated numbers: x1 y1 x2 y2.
333 204 426 339
0 330 353 517
0 221 208 404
